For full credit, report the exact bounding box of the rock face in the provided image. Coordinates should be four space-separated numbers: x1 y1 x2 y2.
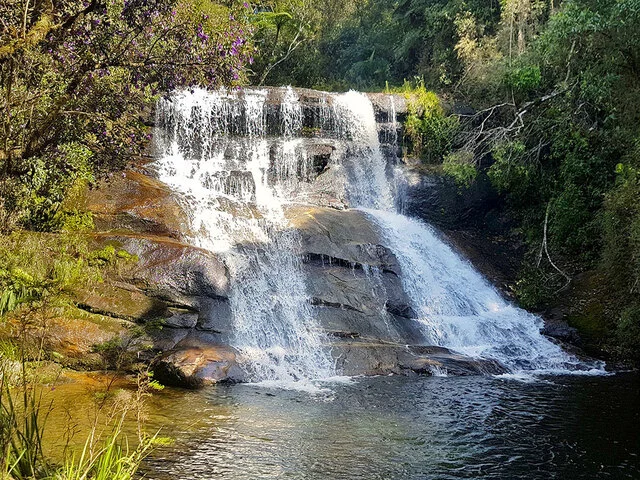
403 168 500 230
286 206 424 344
72 88 527 387
74 167 507 387
81 170 191 240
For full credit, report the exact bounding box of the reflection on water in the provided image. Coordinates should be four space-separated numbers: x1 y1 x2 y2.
135 374 639 480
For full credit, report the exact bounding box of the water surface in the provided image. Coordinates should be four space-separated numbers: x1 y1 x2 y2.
141 373 639 479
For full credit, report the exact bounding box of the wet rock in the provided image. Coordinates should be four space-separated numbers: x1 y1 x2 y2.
332 341 507 377
152 341 244 389
540 309 582 346
315 306 403 344
164 308 199 329
403 170 500 230
397 346 507 376
367 92 409 123
332 341 407 376
81 170 190 239
74 282 168 321
386 302 418 319
303 165 348 209
286 205 400 271
92 234 229 305
150 327 191 352
196 297 233 334
285 205 422 345
45 312 132 370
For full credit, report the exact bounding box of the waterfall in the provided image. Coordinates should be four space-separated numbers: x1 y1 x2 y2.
332 91 395 210
154 86 603 382
154 87 334 384
334 93 603 374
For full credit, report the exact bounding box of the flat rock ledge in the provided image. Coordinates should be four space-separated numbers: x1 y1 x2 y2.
149 331 507 389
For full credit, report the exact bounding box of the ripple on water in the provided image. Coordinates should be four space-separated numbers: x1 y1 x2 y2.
140 373 640 480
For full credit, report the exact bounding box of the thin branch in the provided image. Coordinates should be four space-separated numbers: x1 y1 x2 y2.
258 24 305 86
538 202 572 292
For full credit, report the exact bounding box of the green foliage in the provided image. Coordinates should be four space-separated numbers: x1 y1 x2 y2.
403 83 459 162
0 370 50 479
442 150 477 187
487 141 531 196
601 148 640 353
0 268 43 317
0 141 95 231
616 305 640 362
1 0 254 231
515 264 553 309
250 0 501 90
1 363 158 480
505 64 541 95
0 233 118 318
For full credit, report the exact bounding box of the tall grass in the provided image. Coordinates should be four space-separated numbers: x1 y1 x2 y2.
53 415 155 480
0 363 157 480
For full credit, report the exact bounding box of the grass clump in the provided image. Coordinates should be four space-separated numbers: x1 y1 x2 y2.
1 353 163 480
389 80 459 164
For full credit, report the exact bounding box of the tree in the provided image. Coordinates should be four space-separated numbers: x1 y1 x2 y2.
0 0 254 230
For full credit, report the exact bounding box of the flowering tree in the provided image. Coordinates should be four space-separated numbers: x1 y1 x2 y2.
0 0 254 229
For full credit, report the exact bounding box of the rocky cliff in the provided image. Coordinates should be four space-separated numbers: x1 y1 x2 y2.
59 87 595 387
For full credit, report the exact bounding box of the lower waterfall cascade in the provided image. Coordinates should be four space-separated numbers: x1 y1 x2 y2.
153 86 604 383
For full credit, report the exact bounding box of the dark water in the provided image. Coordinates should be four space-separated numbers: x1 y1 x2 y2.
141 373 639 479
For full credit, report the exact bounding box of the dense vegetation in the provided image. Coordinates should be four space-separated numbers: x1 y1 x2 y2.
250 0 640 362
0 0 253 232
0 1 254 477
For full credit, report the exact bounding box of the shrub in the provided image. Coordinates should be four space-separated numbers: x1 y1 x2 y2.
616 305 640 362
402 81 460 163
442 150 477 187
487 140 533 199
504 64 541 96
0 234 139 318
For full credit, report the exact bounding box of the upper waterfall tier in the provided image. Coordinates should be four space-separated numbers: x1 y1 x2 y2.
154 86 407 136
154 87 404 213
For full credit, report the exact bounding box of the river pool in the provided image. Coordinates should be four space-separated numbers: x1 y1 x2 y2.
131 372 639 479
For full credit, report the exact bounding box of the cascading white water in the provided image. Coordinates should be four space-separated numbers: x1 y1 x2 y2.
154 86 603 381
154 87 334 384
333 92 603 374
332 92 395 210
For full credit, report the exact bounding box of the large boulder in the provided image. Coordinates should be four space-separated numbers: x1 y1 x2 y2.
152 339 244 389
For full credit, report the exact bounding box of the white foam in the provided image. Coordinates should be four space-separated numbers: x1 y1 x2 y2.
155 88 334 384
